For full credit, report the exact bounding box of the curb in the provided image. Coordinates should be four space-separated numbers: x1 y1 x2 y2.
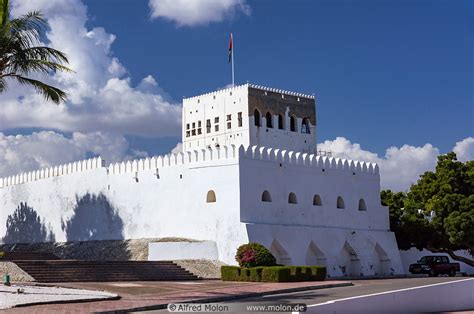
13 295 121 309
97 282 353 313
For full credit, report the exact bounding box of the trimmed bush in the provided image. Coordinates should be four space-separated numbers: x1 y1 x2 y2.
222 265 327 282
308 266 327 281
235 243 276 268
240 268 251 281
221 266 240 281
261 266 292 282
249 267 264 282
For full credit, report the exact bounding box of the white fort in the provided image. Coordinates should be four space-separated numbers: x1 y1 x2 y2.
0 83 403 277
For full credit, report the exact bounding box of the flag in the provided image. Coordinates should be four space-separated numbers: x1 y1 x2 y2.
228 33 233 63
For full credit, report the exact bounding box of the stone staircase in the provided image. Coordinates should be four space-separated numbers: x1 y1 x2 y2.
13 260 199 282
1 252 60 261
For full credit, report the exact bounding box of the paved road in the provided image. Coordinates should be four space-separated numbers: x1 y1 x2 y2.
145 276 469 313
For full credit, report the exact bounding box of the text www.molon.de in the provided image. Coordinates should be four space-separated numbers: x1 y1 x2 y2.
167 303 307 312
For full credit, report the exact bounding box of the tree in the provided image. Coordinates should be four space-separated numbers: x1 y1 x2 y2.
0 0 72 103
382 152 474 267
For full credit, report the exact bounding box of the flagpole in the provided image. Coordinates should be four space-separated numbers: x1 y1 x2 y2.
231 33 235 86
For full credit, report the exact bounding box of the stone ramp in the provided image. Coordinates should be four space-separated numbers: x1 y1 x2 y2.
13 260 199 282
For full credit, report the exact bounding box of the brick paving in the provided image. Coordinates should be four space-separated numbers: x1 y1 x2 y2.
4 280 351 313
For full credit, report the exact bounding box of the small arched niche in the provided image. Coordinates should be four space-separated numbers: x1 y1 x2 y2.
337 196 345 209
262 190 272 202
206 190 216 203
278 114 284 130
358 198 367 211
254 109 261 127
313 194 323 206
290 115 297 132
288 192 298 204
265 112 273 128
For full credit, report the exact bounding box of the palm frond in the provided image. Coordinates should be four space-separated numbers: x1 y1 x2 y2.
13 75 67 104
0 77 6 92
0 0 8 27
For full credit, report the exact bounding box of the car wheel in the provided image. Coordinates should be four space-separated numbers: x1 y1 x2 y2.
429 269 437 277
449 269 456 277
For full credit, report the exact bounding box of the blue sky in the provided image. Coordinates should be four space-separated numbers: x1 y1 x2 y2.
1 0 472 190
84 0 472 155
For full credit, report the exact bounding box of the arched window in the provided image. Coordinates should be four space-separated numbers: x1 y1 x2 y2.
290 115 297 132
313 194 322 206
278 114 284 130
288 192 298 204
265 112 273 128
206 190 216 203
337 196 345 209
254 109 261 127
262 190 272 202
301 117 310 134
358 198 367 211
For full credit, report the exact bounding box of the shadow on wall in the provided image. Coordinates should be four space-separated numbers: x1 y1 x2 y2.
62 193 125 242
3 203 55 244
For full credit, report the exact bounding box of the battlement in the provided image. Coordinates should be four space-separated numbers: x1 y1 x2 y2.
240 145 379 175
106 145 239 175
183 83 315 101
0 157 105 188
0 144 378 189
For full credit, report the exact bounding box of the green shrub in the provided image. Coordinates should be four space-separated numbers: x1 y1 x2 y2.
240 268 251 281
261 266 292 282
221 266 240 281
292 266 306 281
249 267 264 282
308 266 327 281
235 243 276 268
222 265 327 282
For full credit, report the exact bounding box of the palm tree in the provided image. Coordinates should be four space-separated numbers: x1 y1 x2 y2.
0 0 72 104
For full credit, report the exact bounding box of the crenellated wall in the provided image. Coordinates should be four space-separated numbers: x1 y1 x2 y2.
0 144 402 276
0 157 105 188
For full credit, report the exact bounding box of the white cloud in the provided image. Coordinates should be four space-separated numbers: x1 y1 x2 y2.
148 0 250 26
2 0 181 137
0 131 147 178
318 137 440 191
171 142 183 154
453 137 474 162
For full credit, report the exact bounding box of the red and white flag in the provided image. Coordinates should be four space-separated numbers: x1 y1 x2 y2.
228 33 233 63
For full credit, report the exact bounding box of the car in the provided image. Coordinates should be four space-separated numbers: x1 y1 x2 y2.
409 255 460 277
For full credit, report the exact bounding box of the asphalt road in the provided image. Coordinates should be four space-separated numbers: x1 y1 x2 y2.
145 276 470 313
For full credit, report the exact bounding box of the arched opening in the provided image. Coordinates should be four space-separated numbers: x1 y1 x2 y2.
374 243 391 276
254 109 261 127
265 112 273 128
358 199 367 211
337 196 345 209
206 190 216 203
301 117 310 134
278 114 284 130
305 241 327 267
288 192 298 204
313 194 322 206
262 190 272 202
270 239 292 265
290 115 297 132
339 242 360 276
